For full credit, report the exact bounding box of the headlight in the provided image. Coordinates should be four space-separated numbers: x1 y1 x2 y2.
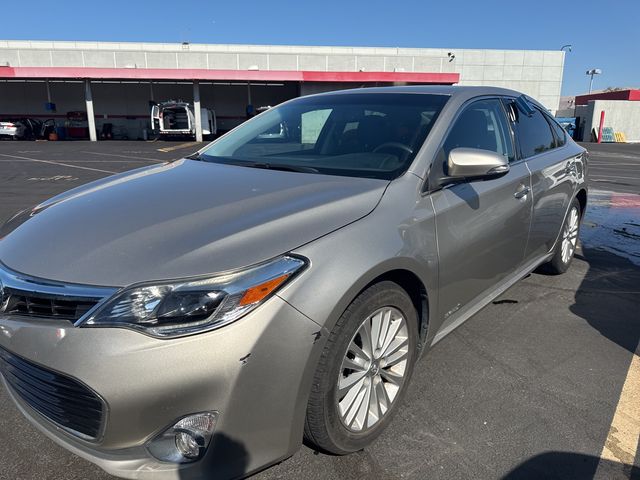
80 255 306 338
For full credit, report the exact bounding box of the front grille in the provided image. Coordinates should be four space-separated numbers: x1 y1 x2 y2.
0 346 104 439
2 288 99 321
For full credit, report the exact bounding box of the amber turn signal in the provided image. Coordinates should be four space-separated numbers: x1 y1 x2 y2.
239 274 290 306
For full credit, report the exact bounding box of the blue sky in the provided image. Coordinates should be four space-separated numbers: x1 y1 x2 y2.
5 0 638 96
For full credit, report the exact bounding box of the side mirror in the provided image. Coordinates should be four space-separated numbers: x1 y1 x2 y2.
447 148 510 179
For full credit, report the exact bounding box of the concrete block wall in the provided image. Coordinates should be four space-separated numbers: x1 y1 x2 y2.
574 104 594 141
577 100 640 142
0 41 564 111
454 49 564 111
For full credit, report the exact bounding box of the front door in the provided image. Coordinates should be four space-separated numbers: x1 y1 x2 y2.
430 98 532 326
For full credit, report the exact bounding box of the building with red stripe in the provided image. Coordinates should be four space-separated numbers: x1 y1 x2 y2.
0 41 565 140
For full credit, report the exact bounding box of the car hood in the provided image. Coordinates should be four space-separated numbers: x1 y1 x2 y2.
0 159 387 286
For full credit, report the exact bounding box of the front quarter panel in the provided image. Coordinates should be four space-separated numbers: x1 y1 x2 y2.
279 173 441 345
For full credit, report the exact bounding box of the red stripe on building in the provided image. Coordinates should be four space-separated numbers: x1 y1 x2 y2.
575 89 640 105
0 66 459 84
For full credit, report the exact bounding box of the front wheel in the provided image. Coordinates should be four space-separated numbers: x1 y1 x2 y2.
304 281 418 454
542 198 581 275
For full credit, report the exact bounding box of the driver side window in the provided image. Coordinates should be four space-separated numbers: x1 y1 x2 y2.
443 99 515 163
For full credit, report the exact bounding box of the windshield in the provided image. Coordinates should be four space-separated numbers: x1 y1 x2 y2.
199 93 449 180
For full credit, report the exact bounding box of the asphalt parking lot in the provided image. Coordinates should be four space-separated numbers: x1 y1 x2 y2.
580 142 640 195
0 140 638 480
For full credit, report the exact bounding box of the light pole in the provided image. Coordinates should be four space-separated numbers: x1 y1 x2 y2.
586 68 602 94
560 44 572 52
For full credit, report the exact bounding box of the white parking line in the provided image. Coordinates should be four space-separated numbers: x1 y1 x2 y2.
45 159 159 163
588 153 640 161
590 163 640 167
590 174 640 180
0 153 115 174
157 141 200 153
79 151 163 162
594 342 640 479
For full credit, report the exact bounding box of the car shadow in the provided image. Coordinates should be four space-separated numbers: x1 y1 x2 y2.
449 182 481 209
502 451 639 479
569 246 640 355
178 432 250 480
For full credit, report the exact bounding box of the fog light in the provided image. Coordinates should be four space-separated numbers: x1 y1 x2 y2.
175 430 203 459
147 412 218 463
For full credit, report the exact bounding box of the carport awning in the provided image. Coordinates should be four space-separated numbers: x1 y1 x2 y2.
0 66 459 84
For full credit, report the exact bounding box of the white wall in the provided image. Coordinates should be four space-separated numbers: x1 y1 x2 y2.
577 100 640 142
454 50 564 112
0 41 564 111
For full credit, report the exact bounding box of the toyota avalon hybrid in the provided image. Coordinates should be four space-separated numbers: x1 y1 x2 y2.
0 86 587 479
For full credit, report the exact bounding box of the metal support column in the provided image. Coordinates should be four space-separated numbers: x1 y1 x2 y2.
193 80 203 142
84 80 97 142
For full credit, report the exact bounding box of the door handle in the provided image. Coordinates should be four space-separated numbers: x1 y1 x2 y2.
514 185 530 199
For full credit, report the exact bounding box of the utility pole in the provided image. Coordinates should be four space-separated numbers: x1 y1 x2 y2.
586 68 602 94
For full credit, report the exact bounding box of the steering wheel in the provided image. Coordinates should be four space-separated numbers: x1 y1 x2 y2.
373 142 413 155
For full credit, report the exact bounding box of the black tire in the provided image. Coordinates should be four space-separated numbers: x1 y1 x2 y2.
304 281 419 454
542 197 582 275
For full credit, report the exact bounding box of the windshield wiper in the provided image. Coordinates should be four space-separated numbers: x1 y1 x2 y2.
241 162 319 174
186 155 319 173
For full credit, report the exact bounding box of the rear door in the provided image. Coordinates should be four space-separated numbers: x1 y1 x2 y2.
430 97 532 326
504 98 578 262
150 104 160 131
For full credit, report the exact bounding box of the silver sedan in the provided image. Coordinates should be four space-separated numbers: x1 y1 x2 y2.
0 86 587 479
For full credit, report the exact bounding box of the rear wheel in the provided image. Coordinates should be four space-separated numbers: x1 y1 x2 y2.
542 197 581 274
304 281 418 454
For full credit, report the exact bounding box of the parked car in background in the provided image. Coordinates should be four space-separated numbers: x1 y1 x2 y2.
0 86 587 480
0 120 20 139
151 100 217 139
0 118 56 140
555 116 577 139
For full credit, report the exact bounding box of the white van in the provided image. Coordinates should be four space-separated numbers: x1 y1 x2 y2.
151 101 216 138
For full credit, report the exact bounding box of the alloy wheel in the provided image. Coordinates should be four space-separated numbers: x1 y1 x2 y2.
561 206 579 264
336 307 409 433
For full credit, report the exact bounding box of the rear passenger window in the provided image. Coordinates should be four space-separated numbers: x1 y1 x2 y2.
509 101 556 158
443 99 514 162
546 115 567 147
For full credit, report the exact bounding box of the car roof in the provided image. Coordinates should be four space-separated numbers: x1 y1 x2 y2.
311 84 522 99
305 84 553 112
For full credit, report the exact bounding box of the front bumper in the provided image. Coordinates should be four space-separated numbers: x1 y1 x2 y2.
0 296 325 479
